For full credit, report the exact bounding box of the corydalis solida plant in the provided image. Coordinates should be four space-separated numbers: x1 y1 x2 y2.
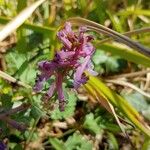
34 22 97 111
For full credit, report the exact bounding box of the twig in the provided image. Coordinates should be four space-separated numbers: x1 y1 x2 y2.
105 79 150 99
144 73 150 90
0 104 30 131
0 103 31 118
96 27 150 44
0 70 31 88
1 116 27 131
107 69 150 79
0 104 31 130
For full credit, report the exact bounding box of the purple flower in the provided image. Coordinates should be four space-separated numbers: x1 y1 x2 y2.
34 22 97 111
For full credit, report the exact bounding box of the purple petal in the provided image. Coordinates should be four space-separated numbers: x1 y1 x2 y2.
57 51 75 60
64 22 72 33
87 61 98 76
87 68 98 76
73 56 91 88
79 26 87 33
47 82 56 97
56 74 65 111
38 61 49 70
73 73 89 89
57 22 77 50
34 60 57 92
33 74 45 92
82 43 95 56
57 32 72 49
38 61 56 72
34 71 53 92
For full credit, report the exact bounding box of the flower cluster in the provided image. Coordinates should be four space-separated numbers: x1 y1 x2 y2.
34 22 97 111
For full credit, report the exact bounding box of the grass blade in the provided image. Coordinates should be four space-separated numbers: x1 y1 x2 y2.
0 0 46 42
67 17 150 56
87 76 150 137
85 84 126 135
95 43 150 67
117 9 150 16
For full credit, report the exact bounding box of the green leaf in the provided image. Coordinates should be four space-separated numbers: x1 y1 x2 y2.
16 0 27 53
29 106 42 120
123 92 150 121
49 138 65 150
51 91 77 120
96 44 150 67
107 132 119 150
0 94 13 109
93 50 128 74
14 60 28 77
13 144 23 150
107 11 124 33
117 9 150 16
123 92 149 112
0 121 10 138
5 52 26 74
65 132 93 150
93 50 108 65
142 139 150 150
86 76 150 137
83 113 103 134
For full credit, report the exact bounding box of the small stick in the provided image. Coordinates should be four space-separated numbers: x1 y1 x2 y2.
0 70 31 88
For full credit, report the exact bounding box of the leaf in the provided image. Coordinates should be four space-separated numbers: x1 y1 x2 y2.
5 52 26 74
49 133 93 150
0 121 10 138
13 144 23 150
51 91 77 120
84 84 126 135
107 132 119 150
86 76 150 137
93 50 128 73
123 92 150 121
14 60 28 77
16 0 27 53
96 44 150 67
107 11 124 33
19 66 36 84
30 95 45 120
65 132 93 150
117 9 150 16
83 113 103 135
49 138 65 150
30 105 44 120
105 57 120 73
123 92 149 112
0 94 13 109
92 50 108 65
142 139 150 150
